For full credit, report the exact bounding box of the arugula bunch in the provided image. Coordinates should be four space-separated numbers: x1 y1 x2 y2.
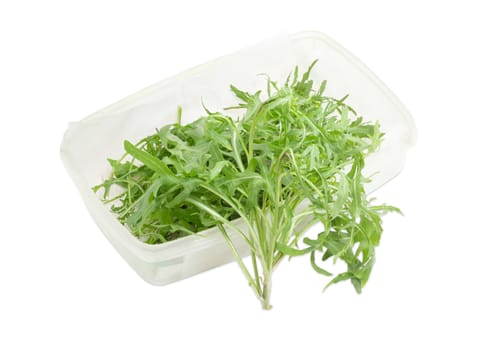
94 61 399 309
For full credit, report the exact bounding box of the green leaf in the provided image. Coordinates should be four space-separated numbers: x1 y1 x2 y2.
302 59 318 82
351 277 362 294
208 160 232 181
310 251 332 277
318 80 327 96
276 242 313 256
230 85 251 102
323 272 354 291
302 237 320 247
124 140 174 177
331 172 349 217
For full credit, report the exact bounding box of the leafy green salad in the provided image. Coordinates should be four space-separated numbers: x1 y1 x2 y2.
94 61 400 309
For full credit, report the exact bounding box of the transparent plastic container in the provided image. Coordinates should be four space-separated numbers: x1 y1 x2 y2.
60 31 416 285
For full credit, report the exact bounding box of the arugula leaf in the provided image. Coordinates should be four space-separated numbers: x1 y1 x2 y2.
124 140 173 177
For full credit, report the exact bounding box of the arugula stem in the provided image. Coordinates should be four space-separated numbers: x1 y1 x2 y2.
217 224 262 298
261 270 272 310
251 253 262 294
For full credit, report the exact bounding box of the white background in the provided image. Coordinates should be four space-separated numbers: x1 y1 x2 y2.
1 1 493 349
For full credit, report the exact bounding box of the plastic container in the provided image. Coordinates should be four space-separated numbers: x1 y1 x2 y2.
60 31 416 286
